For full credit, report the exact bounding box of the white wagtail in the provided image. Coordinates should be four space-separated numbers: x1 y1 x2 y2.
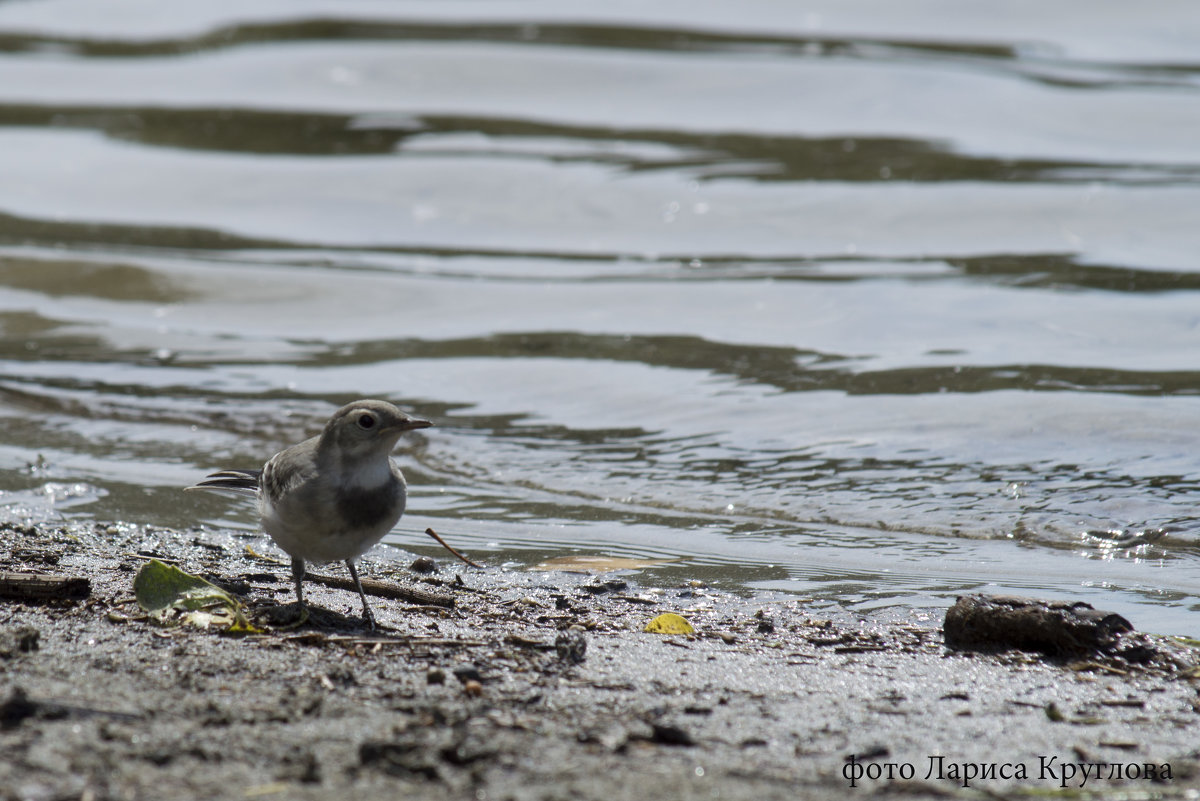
187 399 432 628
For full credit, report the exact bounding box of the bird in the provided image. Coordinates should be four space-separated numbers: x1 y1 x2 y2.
187 399 432 629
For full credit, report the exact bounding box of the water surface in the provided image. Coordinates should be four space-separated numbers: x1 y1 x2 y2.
2 0 1199 633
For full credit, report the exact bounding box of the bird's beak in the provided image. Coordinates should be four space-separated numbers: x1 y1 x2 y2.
396 417 433 432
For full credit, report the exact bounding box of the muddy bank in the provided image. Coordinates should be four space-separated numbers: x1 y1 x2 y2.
1 520 1198 801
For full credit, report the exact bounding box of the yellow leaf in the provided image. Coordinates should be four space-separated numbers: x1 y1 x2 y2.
644 613 695 635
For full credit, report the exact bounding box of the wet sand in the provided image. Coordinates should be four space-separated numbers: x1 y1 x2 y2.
1 520 1197 801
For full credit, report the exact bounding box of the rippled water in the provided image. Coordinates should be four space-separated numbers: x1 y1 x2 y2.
2 1 1199 633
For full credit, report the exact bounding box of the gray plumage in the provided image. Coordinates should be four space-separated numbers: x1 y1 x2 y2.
188 399 432 628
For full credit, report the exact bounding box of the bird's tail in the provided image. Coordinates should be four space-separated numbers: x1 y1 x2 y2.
185 469 262 496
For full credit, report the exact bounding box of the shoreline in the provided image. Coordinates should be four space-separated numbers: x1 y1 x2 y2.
1 519 1198 801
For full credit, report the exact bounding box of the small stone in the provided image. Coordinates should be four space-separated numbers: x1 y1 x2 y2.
452 664 483 684
462 680 483 697
359 741 440 780
650 721 694 746
0 626 39 659
410 557 437 574
426 668 446 685
323 666 357 688
0 687 37 729
754 609 775 633
281 748 322 784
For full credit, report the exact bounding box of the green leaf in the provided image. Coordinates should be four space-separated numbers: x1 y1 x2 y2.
134 559 259 634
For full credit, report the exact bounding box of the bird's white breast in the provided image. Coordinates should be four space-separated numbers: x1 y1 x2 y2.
342 455 394 491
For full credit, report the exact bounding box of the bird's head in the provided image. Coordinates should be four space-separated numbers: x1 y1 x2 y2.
322 399 432 460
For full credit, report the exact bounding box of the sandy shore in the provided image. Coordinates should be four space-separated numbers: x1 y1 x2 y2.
1 519 1197 801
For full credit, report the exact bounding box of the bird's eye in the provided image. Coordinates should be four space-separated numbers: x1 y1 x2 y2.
357 414 376 430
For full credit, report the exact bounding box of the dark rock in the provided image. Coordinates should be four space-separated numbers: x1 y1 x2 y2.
943 594 1135 656
581 579 628 595
555 630 587 664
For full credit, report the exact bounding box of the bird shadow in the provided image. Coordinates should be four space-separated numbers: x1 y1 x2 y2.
252 601 375 632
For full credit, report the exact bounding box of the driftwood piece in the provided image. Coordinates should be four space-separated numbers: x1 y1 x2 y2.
943 594 1133 656
305 571 455 608
0 572 91 601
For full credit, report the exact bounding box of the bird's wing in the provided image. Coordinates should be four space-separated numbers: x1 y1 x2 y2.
185 468 262 496
259 438 321 505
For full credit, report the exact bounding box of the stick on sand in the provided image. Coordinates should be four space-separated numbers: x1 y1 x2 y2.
425 527 483 569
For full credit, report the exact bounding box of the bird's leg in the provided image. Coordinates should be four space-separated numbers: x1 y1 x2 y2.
345 559 376 630
290 557 310 623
